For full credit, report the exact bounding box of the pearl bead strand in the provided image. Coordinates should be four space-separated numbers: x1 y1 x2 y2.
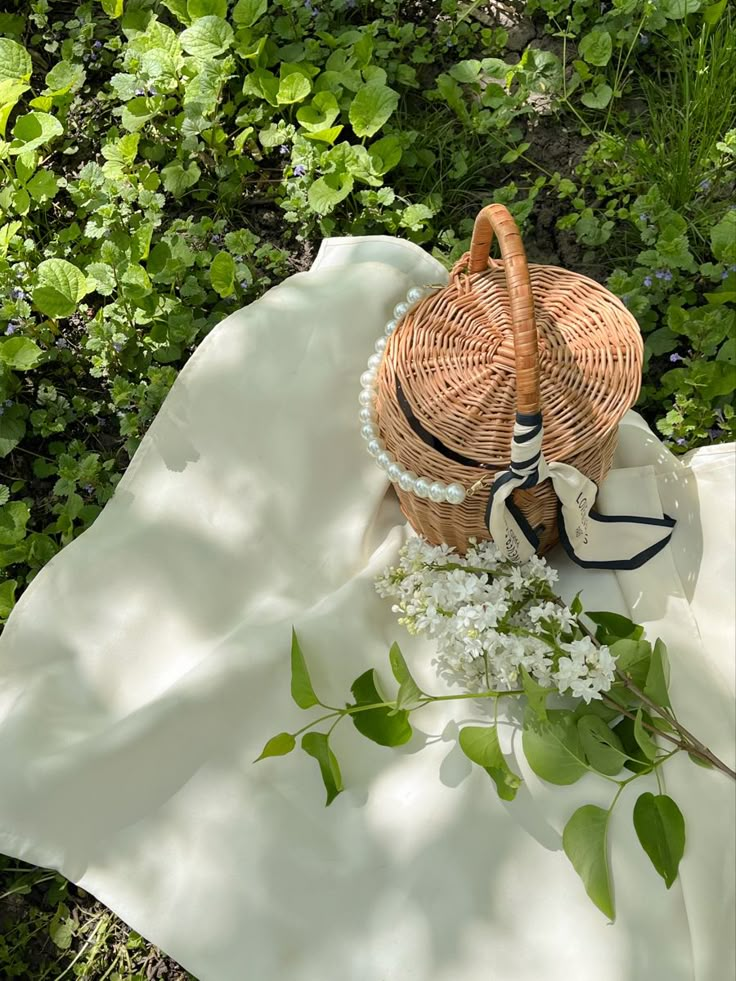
359 284 467 506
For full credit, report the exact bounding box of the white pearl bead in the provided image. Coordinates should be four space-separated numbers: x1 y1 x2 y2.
359 406 375 424
367 439 382 457
399 470 417 492
374 336 387 354
414 477 431 499
406 286 425 304
377 450 393 470
429 481 447 503
361 424 377 441
446 483 466 505
360 370 377 388
384 319 398 336
387 463 403 482
367 353 381 370
393 302 409 320
359 388 374 407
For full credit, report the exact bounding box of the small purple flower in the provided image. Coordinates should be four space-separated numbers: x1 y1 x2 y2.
669 353 683 363
643 275 653 287
239 280 249 289
278 145 289 156
148 85 157 96
638 33 650 47
675 437 687 446
722 270 730 280
10 287 25 300
55 337 69 348
90 53 98 62
94 40 102 49
655 269 672 282
5 322 18 335
708 428 721 440
211 234 223 244
112 340 124 352
82 483 94 493
639 213 649 223
293 164 307 177
135 88 145 96
698 179 711 192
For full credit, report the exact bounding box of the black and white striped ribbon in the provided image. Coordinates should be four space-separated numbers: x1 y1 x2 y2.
486 413 676 569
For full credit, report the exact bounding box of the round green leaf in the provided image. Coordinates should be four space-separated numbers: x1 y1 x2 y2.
232 0 268 26
307 173 354 215
296 91 340 132
44 61 85 96
0 336 43 370
277 72 312 105
349 82 399 138
0 38 31 82
33 259 89 319
563 805 615 920
633 793 686 888
581 83 613 110
10 112 64 155
180 15 233 58
188 0 228 18
578 31 613 67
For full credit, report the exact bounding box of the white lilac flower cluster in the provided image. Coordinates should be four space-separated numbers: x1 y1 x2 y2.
375 536 617 704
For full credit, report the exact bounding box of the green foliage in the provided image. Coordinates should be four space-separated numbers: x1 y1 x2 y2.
563 804 615 920
633 792 686 888
459 724 521 801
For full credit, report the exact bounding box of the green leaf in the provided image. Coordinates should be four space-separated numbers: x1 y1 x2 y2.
0 578 16 619
254 731 296 762
86 262 116 296
711 213 736 264
290 628 319 709
459 725 522 801
367 134 402 174
610 638 652 689
587 611 644 645
349 670 412 746
563 805 615 920
703 0 727 25
520 666 550 722
614 716 651 773
27 170 58 202
161 159 201 197
581 83 613 109
633 793 686 888
180 15 233 58
643 638 671 710
388 642 424 711
10 111 64 155
0 502 30 546
0 38 31 82
661 0 700 18
0 413 25 458
0 336 42 370
301 731 343 806
578 31 613 67
296 91 340 132
522 710 588 785
577 715 627 776
101 0 124 16
44 61 85 97
634 707 658 760
302 125 343 144
33 259 89 319
349 82 399 138
49 903 74 950
277 71 312 105
209 251 236 297
232 0 268 25
307 172 354 215
188 0 227 18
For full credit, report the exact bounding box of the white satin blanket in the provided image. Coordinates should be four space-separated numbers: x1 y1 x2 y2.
0 236 734 981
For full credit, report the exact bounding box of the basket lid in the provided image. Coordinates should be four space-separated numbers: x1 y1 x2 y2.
379 258 642 476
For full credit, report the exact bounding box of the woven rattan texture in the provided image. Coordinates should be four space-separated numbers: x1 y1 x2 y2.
376 230 643 553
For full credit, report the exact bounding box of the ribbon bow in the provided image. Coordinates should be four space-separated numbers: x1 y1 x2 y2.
486 413 676 569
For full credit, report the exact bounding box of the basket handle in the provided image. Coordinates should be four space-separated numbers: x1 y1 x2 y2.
468 204 541 417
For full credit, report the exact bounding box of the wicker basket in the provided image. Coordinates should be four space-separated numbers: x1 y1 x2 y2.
375 203 643 554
